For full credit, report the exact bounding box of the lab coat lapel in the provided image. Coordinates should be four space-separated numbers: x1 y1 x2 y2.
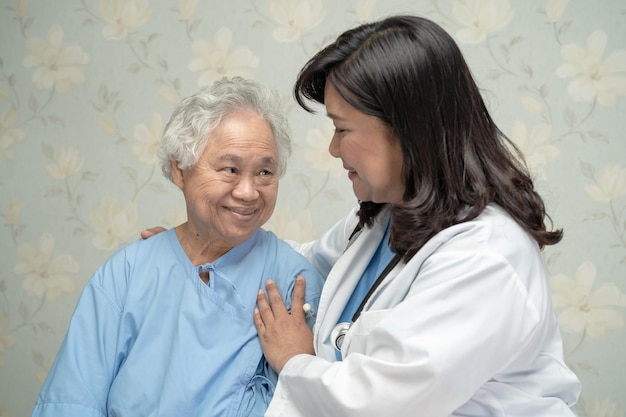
314 208 391 359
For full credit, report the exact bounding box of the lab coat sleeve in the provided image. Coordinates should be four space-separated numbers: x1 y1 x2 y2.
266 239 551 417
286 206 360 278
31 255 128 417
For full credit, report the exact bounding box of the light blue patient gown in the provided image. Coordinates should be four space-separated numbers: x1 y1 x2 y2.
30 228 324 417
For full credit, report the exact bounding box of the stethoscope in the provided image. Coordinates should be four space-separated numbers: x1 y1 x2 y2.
331 251 403 352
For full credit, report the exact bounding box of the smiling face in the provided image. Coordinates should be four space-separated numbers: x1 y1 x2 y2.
171 109 279 254
324 82 405 204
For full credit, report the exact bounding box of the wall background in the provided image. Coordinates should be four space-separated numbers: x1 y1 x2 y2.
0 0 624 416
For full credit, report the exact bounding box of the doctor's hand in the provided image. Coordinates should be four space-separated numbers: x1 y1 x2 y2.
140 227 167 239
254 276 315 374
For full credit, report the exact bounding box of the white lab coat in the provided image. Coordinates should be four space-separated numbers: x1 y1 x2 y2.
266 204 581 417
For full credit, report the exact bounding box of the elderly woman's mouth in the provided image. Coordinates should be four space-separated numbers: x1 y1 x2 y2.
227 207 257 216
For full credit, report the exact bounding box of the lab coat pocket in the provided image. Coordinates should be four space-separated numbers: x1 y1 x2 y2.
342 308 392 355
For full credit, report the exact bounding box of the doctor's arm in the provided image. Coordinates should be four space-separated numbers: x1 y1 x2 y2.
263 249 545 417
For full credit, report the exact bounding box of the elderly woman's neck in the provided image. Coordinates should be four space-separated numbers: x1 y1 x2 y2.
174 223 233 266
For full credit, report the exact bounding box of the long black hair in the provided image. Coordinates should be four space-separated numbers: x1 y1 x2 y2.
295 15 562 261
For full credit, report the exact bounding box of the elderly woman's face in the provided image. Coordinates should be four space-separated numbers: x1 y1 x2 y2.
172 109 279 248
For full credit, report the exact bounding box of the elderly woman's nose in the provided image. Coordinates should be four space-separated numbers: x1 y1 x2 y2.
232 176 259 200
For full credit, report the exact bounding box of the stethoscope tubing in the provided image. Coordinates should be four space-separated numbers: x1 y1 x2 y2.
332 251 403 352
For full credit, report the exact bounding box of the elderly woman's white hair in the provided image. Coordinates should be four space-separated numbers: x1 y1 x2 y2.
160 76 292 182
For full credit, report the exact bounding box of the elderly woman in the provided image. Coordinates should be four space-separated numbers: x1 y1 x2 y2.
30 77 325 417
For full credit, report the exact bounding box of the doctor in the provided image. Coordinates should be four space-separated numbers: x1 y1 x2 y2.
252 15 581 417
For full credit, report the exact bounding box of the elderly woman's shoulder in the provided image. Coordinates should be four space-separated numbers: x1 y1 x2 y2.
102 227 177 267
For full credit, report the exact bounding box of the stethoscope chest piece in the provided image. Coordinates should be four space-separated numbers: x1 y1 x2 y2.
331 322 352 351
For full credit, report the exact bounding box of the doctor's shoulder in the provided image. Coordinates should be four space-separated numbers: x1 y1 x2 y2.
476 205 545 259
418 205 542 268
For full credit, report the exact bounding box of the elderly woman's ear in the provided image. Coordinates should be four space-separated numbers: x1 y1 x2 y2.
170 159 184 188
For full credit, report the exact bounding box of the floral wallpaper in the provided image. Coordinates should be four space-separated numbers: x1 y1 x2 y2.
0 0 625 416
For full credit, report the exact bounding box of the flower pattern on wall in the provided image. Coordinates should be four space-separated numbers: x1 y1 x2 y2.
188 27 260 85
585 164 626 203
587 398 624 417
45 146 85 180
0 316 16 366
132 112 163 165
268 0 326 42
546 0 570 23
452 0 514 44
14 233 79 301
3 199 23 227
264 206 317 242
582 163 626 264
22 25 90 93
510 121 560 180
557 30 626 106
88 198 141 250
0 109 25 160
98 0 152 40
178 0 198 21
551 261 625 339
303 122 345 180
354 0 376 22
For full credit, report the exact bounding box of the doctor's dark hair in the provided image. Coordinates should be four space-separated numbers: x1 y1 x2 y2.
160 76 291 182
294 15 562 261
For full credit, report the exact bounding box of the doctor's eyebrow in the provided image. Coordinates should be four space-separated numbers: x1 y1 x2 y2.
326 111 345 121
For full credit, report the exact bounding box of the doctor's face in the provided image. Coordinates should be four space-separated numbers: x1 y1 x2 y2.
324 82 405 204
171 109 279 249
